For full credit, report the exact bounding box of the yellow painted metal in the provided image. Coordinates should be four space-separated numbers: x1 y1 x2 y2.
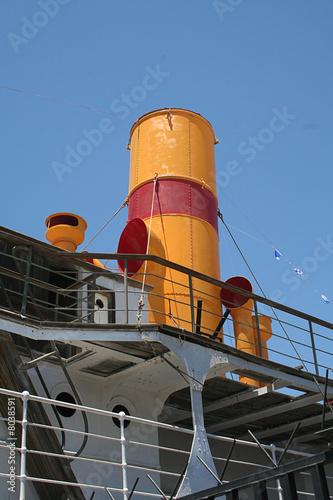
128 109 217 199
230 308 273 386
45 213 87 252
92 259 105 268
126 109 222 334
143 214 222 331
124 220 167 324
252 314 272 359
230 299 261 387
251 315 273 387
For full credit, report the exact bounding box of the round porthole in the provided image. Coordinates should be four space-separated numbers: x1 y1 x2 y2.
55 392 76 418
95 298 104 308
112 404 130 428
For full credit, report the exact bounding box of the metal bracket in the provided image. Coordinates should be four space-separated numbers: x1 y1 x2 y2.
105 488 116 499
213 308 230 339
147 474 169 499
128 477 139 500
220 439 236 481
196 299 203 334
170 460 189 500
248 430 277 467
197 455 222 485
248 422 301 468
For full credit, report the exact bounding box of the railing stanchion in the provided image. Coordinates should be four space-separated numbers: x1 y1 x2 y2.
270 445 284 500
88 272 97 323
253 299 263 358
188 274 195 333
54 290 59 321
120 412 129 500
19 391 29 500
309 320 319 375
124 259 129 324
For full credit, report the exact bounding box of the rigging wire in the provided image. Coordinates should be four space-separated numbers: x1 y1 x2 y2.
220 190 274 247
217 209 311 373
220 188 330 305
0 84 136 121
80 197 128 252
224 222 273 250
137 174 158 325
223 220 331 306
218 209 267 297
220 223 236 276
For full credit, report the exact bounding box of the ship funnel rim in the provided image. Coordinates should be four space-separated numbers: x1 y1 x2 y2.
129 107 215 143
45 212 87 230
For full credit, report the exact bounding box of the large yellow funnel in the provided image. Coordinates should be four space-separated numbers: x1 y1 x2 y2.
118 109 222 333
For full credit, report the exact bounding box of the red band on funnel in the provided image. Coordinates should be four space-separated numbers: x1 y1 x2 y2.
128 179 218 231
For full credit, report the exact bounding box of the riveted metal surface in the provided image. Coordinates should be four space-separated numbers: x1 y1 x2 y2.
128 109 217 195
122 108 222 333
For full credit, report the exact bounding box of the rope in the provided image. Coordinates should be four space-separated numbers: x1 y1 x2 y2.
137 174 158 326
217 209 311 373
80 197 128 252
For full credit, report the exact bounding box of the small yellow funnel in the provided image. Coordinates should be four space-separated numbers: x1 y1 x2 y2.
221 276 260 386
251 315 273 387
231 300 261 387
45 213 87 252
252 315 272 360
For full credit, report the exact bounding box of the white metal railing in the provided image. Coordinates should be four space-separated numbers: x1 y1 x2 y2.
0 387 319 500
1 237 333 377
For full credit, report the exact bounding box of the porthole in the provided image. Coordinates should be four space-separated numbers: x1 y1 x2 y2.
95 298 104 308
55 392 76 418
112 404 130 428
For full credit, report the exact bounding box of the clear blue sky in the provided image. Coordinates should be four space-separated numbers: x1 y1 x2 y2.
1 1 333 335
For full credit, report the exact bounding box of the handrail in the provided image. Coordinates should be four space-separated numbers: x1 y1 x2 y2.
63 252 333 332
1 236 333 375
1 233 333 330
0 387 316 500
178 449 333 500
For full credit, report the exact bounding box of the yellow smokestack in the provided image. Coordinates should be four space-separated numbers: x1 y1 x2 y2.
220 276 260 386
118 109 222 333
220 277 273 385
